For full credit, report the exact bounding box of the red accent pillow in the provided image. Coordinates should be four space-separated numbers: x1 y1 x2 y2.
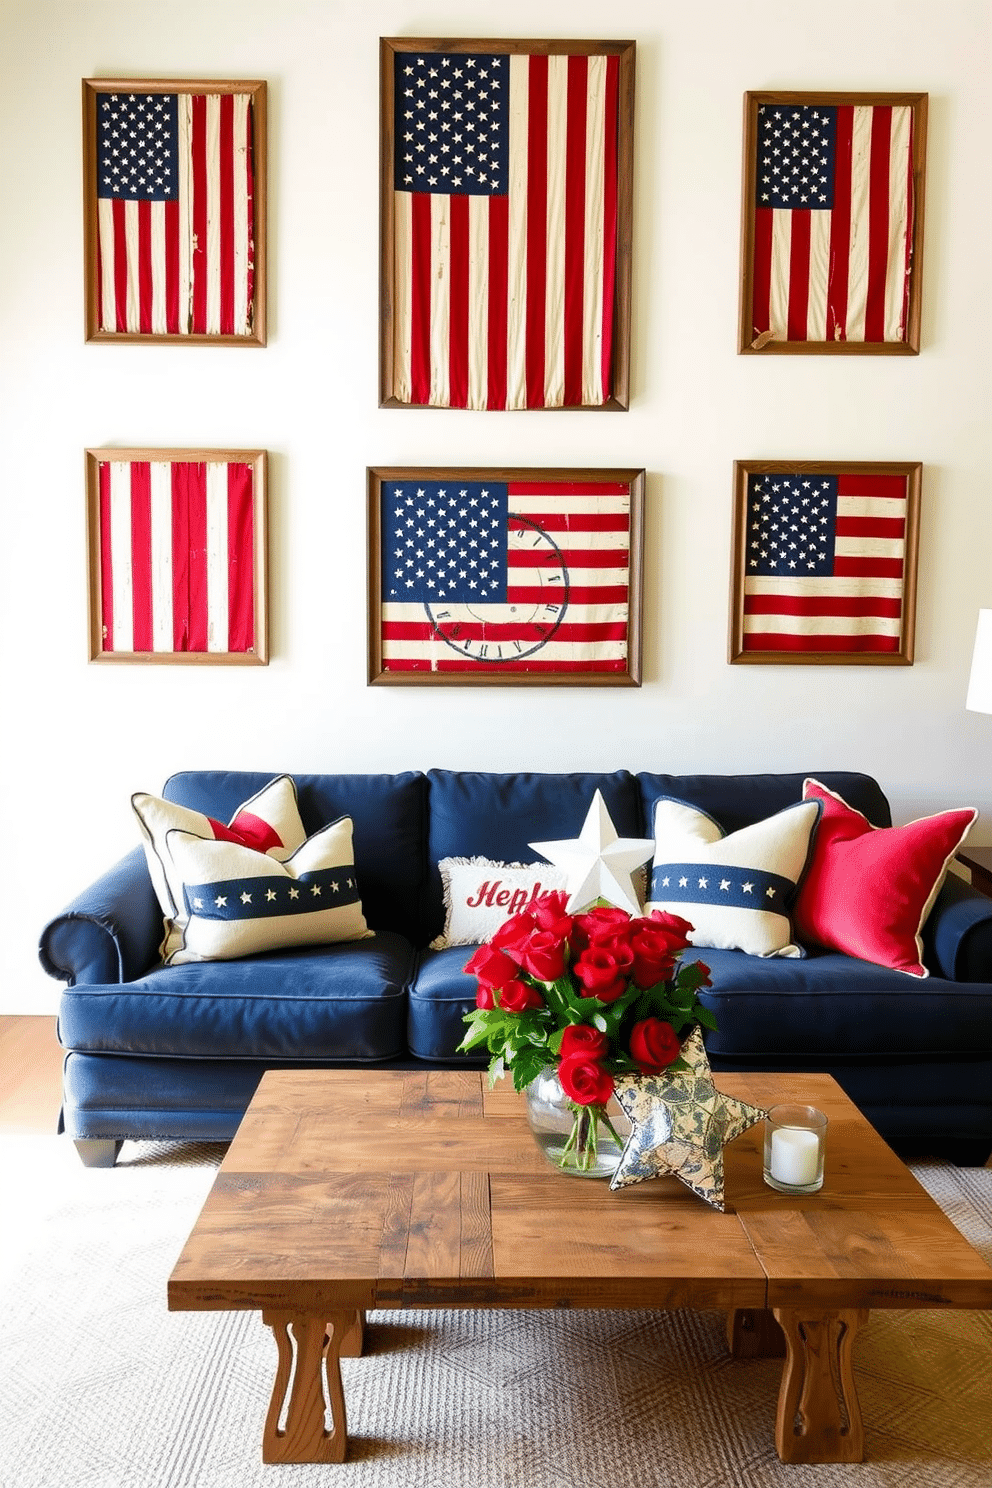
207 811 283 854
792 779 977 978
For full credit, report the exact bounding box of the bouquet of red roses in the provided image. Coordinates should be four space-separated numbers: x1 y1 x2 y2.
457 891 716 1109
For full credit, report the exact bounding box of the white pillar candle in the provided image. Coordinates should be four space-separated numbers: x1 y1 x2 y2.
769 1126 820 1187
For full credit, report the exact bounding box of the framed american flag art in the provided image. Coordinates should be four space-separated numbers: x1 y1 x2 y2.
82 79 266 344
85 448 268 663
729 460 921 665
368 467 644 684
379 38 635 409
738 91 927 354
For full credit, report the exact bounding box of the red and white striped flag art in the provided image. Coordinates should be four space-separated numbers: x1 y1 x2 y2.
84 81 265 342
369 468 644 684
86 451 267 663
741 92 927 352
381 41 633 409
731 464 921 665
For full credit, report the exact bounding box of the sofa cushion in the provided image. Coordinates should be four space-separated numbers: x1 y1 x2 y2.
792 778 977 978
408 945 488 1062
636 770 892 835
162 771 428 943
693 947 992 1060
133 775 307 960
58 931 415 1062
645 797 820 957
425 770 641 942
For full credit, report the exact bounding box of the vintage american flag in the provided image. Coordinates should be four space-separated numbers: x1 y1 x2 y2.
380 479 631 672
96 459 256 654
390 49 620 408
750 103 914 345
95 91 256 336
741 472 908 655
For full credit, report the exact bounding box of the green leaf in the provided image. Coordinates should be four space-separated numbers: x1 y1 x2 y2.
457 1017 494 1052
695 1004 718 1030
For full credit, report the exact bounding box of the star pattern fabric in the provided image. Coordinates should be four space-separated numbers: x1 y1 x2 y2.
96 92 180 201
609 1027 766 1211
746 474 839 576
756 104 836 210
529 790 654 916
383 482 507 601
393 52 509 197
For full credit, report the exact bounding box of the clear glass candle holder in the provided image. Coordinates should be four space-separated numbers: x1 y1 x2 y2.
763 1104 827 1194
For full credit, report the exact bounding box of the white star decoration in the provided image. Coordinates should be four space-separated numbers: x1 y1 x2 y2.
529 790 654 916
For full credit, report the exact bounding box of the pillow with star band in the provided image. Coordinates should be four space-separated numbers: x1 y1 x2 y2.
162 816 372 965
645 796 821 958
133 775 307 962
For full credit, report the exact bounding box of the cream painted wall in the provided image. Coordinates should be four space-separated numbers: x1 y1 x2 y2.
2 0 990 1014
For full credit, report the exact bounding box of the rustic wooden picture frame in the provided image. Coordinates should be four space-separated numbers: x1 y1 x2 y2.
738 91 927 355
368 466 644 685
729 460 921 665
379 38 635 409
82 78 267 344
86 448 268 664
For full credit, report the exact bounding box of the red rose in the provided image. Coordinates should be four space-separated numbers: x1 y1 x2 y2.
629 928 679 989
489 913 539 957
572 947 629 1003
646 910 694 945
557 1052 615 1106
558 1024 610 1060
531 891 574 938
693 960 712 986
519 930 567 982
628 1018 682 1074
497 979 545 1013
475 985 496 1010
463 944 520 989
573 906 631 950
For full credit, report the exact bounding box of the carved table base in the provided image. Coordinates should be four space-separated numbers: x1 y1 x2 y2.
727 1306 868 1463
772 1307 869 1463
260 1309 364 1464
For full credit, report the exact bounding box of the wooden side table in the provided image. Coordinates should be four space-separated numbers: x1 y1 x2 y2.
956 846 992 898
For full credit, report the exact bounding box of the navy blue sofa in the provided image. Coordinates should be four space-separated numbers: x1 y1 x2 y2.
38 769 992 1166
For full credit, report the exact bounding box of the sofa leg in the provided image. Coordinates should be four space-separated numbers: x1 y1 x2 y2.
74 1139 123 1168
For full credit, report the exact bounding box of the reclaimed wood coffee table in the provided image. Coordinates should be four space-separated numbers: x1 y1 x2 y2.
168 1068 992 1467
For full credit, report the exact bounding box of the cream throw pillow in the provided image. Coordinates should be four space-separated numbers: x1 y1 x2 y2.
133 776 307 960
164 816 371 964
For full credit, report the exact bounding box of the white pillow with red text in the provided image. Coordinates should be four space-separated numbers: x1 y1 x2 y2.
430 857 568 949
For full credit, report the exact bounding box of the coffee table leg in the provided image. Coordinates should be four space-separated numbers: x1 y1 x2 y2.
261 1309 359 1463
726 1308 786 1359
771 1307 869 1463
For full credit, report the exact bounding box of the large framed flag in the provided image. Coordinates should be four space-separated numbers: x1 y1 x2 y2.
379 39 635 410
85 448 268 663
82 79 267 344
738 92 928 354
729 461 921 665
368 467 644 684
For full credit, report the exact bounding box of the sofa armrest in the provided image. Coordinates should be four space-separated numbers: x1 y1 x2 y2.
923 872 992 982
38 846 163 986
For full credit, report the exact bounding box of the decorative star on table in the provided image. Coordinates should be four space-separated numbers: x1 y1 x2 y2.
609 1026 766 1211
529 790 655 916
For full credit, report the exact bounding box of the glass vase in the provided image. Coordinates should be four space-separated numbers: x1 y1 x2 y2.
525 1067 631 1178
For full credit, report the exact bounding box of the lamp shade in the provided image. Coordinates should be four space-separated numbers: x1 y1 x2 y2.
966 610 992 714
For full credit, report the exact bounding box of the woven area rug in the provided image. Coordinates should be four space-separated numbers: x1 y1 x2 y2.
1 1137 990 1488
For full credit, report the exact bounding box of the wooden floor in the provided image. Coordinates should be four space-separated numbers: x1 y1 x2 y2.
0 1015 64 1134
